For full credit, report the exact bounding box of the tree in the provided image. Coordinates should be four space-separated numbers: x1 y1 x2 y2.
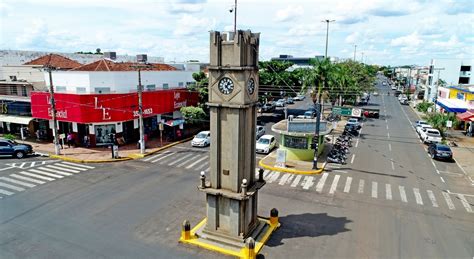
188 72 209 111
180 106 207 125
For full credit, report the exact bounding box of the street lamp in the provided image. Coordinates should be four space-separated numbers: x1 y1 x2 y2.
322 19 335 59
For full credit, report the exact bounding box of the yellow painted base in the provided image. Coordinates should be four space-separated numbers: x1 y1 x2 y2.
179 217 280 259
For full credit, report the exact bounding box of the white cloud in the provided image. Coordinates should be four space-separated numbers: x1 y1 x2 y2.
173 14 216 36
288 24 324 37
274 5 303 22
432 35 460 48
390 32 423 47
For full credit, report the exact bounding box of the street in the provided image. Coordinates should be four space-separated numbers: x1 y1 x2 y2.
0 77 473 258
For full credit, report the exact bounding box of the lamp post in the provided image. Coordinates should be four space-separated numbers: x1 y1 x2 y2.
353 44 357 61
322 19 335 59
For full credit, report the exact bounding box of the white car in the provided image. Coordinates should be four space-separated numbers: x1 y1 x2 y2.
346 118 361 129
256 126 265 139
191 131 210 147
416 124 432 136
419 128 442 144
373 91 379 96
294 94 305 101
275 99 286 107
415 120 429 128
256 135 276 154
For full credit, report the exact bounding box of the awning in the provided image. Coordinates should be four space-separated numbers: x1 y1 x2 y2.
436 98 468 113
164 119 185 127
456 110 474 121
0 115 34 125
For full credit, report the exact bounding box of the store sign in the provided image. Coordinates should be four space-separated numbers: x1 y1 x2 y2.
287 120 327 133
332 106 352 116
31 90 198 123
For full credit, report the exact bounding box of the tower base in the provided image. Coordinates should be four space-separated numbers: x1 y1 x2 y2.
179 216 280 258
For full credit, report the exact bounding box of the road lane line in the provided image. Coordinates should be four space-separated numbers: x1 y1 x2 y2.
334 170 348 174
371 182 378 198
442 192 455 210
391 160 395 170
386 125 389 130
436 170 440 175
413 188 423 205
343 177 352 193
168 153 193 166
29 169 63 179
185 155 208 169
0 189 14 196
151 152 175 163
38 167 73 176
0 177 36 188
31 162 36 167
9 174 45 184
18 162 26 168
358 179 365 194
457 194 472 213
268 172 281 183
426 190 438 207
61 161 95 169
386 184 392 200
315 173 329 193
350 154 355 164
302 176 314 190
329 175 340 195
399 186 407 203
355 138 359 148
440 176 445 183
278 173 291 185
388 143 392 151
19 171 55 181
291 175 302 187
387 132 390 139
0 182 25 192
46 165 80 173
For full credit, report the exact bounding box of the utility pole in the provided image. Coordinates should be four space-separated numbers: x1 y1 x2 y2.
131 63 151 154
353 44 357 61
322 19 335 59
361 52 364 63
46 66 60 155
234 0 237 35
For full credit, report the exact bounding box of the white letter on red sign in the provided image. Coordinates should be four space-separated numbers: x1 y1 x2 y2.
103 108 111 120
95 97 103 109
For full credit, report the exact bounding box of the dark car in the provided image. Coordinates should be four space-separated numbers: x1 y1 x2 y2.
260 102 275 112
0 139 34 159
343 124 359 136
427 143 453 161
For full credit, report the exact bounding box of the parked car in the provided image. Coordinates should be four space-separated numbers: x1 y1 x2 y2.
191 131 211 147
256 135 276 154
293 94 305 101
286 97 294 104
428 143 453 161
420 128 442 144
260 102 275 112
0 139 33 159
400 98 409 105
391 85 397 90
344 125 360 136
346 118 361 129
416 124 432 135
275 99 286 107
256 126 265 139
415 120 429 128
373 91 379 96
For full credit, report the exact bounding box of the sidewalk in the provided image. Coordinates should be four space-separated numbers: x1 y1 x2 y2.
17 137 189 163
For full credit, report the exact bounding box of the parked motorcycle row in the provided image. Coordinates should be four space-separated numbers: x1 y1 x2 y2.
327 118 362 164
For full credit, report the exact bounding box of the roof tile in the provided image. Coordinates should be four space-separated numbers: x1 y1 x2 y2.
23 54 82 69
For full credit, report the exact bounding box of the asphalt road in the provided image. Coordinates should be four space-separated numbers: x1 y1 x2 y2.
0 75 473 258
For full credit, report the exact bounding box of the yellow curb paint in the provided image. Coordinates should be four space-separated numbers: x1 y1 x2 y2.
258 159 325 175
180 217 279 259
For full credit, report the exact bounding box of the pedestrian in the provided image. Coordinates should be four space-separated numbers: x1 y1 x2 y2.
83 135 90 148
36 130 40 141
67 133 74 148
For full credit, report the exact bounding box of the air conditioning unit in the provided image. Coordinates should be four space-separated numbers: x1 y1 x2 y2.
9 76 17 81
137 54 147 63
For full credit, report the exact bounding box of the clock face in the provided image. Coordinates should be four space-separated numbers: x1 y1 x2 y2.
218 77 234 95
247 78 255 95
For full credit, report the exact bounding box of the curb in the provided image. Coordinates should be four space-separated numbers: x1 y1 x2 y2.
258 159 326 175
44 136 195 163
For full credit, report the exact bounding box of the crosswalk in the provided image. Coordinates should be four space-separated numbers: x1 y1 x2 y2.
143 151 211 172
0 161 94 199
4 160 59 169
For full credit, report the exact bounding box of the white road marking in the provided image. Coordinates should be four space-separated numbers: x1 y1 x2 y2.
53 163 88 171
176 154 199 167
38 167 72 176
151 152 175 163
442 192 455 210
263 169 271 178
386 125 389 130
358 179 365 194
440 176 445 183
385 184 392 200
350 154 355 164
334 170 348 174
388 143 392 151
264 171 275 181
399 186 407 203
438 171 463 177
268 172 281 183
315 173 328 193
143 152 169 162
343 177 352 193
328 175 340 195
302 176 315 190
31 162 36 167
61 161 95 169
291 175 302 187
413 188 423 205
204 166 210 172
19 171 55 181
391 160 395 170
355 138 359 148
426 190 438 207
0 177 36 188
168 153 193 166
185 155 208 169
18 162 26 168
0 189 14 196
29 169 63 179
430 159 437 168
196 161 209 170
371 182 378 198
436 170 440 175
0 166 14 172
387 132 390 139
457 194 472 213
9 174 45 184
0 182 25 192
46 165 80 173
278 173 291 185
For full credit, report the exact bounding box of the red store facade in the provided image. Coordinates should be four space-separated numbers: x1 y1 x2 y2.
31 89 198 147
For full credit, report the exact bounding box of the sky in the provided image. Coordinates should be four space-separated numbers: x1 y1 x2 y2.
0 0 473 66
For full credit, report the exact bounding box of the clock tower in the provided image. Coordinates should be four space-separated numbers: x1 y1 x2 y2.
181 30 278 255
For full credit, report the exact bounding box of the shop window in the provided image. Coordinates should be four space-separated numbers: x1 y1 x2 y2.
459 77 470 84
163 83 169 89
460 66 471 72
178 82 184 87
146 84 156 91
21 85 27 96
94 124 116 145
284 136 308 149
56 86 66 92
76 87 86 93
10 85 18 95
95 87 110 94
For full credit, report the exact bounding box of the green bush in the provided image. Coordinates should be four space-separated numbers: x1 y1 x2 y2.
2 134 16 140
416 101 434 113
425 113 459 137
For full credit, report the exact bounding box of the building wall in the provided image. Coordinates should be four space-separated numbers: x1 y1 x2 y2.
0 65 47 91
430 58 474 85
45 71 196 93
448 88 474 109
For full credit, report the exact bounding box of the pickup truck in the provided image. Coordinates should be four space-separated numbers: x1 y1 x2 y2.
0 139 34 158
419 128 442 144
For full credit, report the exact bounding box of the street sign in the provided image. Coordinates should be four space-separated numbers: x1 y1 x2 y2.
351 108 362 117
332 106 352 116
275 149 286 168
446 120 452 128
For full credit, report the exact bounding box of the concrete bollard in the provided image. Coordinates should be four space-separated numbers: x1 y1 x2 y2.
258 168 264 182
241 179 248 197
270 208 279 226
244 237 256 259
200 171 206 188
181 220 191 240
